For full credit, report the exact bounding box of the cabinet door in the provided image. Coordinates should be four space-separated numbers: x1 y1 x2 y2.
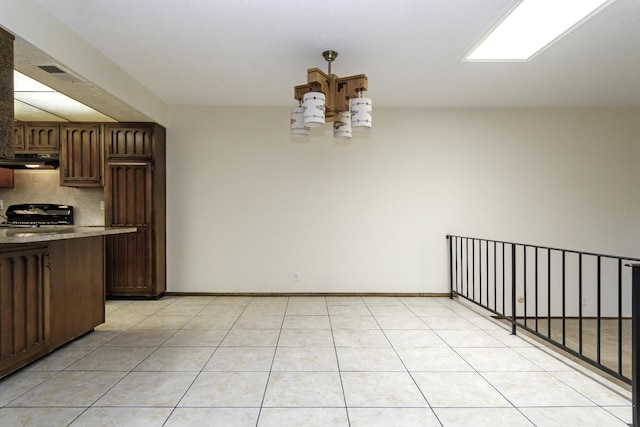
105 163 152 226
104 124 153 160
13 123 24 150
0 245 50 378
59 124 102 187
23 124 60 153
105 227 152 296
104 162 155 296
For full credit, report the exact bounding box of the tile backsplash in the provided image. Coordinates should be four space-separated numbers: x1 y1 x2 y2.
0 170 104 225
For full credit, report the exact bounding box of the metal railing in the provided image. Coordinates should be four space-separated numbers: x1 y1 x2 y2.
446 235 639 426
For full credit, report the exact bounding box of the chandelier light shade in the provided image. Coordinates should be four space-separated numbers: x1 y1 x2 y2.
292 50 370 139
350 97 372 130
290 106 309 136
303 92 326 127
333 111 352 139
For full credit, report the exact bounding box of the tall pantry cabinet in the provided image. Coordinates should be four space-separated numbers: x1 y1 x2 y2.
104 123 166 298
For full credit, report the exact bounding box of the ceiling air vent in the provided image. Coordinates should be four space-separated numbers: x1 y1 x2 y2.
36 64 85 82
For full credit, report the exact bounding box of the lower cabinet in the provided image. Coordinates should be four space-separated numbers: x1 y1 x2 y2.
0 244 50 379
0 237 105 379
105 226 152 297
49 237 105 347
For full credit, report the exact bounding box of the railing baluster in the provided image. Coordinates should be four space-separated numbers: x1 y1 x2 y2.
511 244 517 335
502 242 506 315
579 254 583 355
448 236 454 299
618 259 623 377
562 250 566 346
478 240 482 305
457 237 462 296
597 256 602 365
472 238 476 302
485 240 489 308
535 247 539 333
465 238 469 299
524 245 528 329
548 249 552 340
631 264 640 427
454 236 458 298
494 241 497 313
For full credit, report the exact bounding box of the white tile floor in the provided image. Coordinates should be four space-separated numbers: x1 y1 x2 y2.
0 296 632 426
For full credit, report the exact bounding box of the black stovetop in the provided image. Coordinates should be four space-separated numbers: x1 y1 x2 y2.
4 203 74 226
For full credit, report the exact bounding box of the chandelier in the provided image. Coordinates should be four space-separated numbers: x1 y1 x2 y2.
290 50 371 139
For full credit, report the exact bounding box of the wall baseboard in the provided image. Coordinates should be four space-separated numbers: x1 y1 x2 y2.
164 292 450 298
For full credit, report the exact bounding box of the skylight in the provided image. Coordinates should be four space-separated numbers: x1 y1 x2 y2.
465 0 614 61
13 71 116 122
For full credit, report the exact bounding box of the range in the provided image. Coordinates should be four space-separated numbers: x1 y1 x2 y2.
1 203 74 227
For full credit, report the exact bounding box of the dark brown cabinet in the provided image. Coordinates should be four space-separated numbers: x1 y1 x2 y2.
0 244 51 378
0 167 14 188
105 123 153 160
59 124 102 187
105 163 153 294
21 124 60 153
104 123 166 298
0 236 107 379
49 236 105 347
13 123 24 151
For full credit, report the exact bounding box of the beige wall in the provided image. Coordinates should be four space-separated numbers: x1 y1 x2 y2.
166 106 640 294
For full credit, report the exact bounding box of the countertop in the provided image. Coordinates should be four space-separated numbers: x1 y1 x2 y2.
0 226 137 244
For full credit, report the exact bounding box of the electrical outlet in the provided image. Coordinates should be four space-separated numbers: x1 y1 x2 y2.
0 199 3 211
582 296 587 306
293 272 300 281
100 201 104 210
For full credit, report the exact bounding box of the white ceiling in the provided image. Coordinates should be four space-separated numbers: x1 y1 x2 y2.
26 0 640 111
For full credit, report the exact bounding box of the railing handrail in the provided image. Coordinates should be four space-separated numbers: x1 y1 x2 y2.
446 234 640 263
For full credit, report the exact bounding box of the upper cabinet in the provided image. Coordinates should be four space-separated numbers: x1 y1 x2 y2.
14 123 61 153
20 124 60 154
105 123 154 160
8 122 162 192
13 124 24 151
59 124 102 187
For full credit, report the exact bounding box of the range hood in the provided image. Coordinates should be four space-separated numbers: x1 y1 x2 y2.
0 153 59 169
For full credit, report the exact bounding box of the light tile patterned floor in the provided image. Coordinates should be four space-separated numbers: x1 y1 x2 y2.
0 296 632 426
